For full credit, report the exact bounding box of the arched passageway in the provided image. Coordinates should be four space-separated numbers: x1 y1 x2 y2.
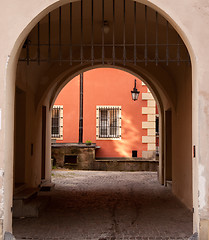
13 62 193 238
6 0 194 237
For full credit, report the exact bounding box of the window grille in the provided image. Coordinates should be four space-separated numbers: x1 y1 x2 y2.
96 106 121 139
51 105 63 139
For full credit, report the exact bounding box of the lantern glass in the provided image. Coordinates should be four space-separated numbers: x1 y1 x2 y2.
131 91 139 101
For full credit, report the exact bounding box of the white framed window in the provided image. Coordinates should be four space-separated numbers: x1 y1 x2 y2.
96 106 121 140
51 105 63 139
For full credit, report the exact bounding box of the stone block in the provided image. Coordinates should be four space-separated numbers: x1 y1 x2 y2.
142 136 155 143
148 143 156 151
147 114 156 122
142 121 155 129
147 128 155 136
142 92 154 100
142 107 156 115
142 150 156 160
147 99 156 107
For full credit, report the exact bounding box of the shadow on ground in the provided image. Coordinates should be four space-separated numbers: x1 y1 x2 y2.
13 171 192 240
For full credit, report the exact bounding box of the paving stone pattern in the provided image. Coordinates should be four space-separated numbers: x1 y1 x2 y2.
13 171 193 240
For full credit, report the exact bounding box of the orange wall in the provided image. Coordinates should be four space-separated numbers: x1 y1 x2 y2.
55 68 148 158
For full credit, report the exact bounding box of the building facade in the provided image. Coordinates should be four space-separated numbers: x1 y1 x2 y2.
52 68 158 160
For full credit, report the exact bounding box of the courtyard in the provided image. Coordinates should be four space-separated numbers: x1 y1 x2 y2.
13 171 192 239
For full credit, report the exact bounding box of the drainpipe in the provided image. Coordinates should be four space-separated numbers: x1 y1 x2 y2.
79 73 83 143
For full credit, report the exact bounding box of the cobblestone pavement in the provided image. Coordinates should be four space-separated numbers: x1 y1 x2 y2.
13 171 193 240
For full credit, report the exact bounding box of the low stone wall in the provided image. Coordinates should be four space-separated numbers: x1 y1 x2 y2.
51 143 96 170
51 144 158 172
93 159 158 172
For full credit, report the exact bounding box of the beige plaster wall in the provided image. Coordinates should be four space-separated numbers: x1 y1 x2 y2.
0 0 208 238
172 64 192 210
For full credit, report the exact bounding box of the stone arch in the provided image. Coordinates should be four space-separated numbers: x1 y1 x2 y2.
3 0 195 235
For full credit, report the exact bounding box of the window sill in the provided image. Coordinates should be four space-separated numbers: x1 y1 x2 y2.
96 137 121 140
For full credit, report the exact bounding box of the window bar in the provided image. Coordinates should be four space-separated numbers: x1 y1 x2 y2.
166 21 169 66
91 0 94 65
102 0 104 65
81 0 83 64
55 108 57 137
115 108 116 137
58 107 61 138
48 13 51 63
145 6 148 66
113 108 115 137
111 108 113 137
101 108 103 138
110 108 114 137
70 3 72 65
37 22 40 65
177 34 180 66
100 108 102 138
113 0 115 65
112 108 114 138
155 11 159 66
109 108 111 137
116 108 118 137
102 109 104 138
123 0 126 66
58 107 60 138
119 108 120 137
106 108 108 137
100 109 102 138
119 107 121 137
115 108 116 138
59 7 62 65
134 1 137 66
99 108 101 137
60 107 63 138
26 37 30 66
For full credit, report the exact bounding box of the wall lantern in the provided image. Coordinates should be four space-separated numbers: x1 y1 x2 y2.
131 79 140 101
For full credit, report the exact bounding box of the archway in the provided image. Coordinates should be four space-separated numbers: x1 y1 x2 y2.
3 0 194 237
13 66 192 239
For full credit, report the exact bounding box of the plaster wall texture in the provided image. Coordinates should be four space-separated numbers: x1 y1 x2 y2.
172 64 192 210
54 68 148 158
0 0 208 238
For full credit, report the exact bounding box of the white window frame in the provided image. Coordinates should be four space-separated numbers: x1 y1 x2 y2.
51 105 63 140
96 106 121 140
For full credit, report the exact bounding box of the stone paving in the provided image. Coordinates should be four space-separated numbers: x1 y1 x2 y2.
13 170 193 240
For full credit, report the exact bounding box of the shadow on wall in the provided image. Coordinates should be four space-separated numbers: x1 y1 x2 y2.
113 112 142 158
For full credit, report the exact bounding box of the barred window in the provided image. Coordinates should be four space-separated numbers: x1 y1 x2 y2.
96 106 121 139
51 105 63 139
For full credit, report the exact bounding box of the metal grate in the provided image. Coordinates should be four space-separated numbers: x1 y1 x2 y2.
98 107 121 138
64 155 77 165
19 0 190 66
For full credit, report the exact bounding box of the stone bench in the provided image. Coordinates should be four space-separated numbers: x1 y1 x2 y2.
13 188 41 218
